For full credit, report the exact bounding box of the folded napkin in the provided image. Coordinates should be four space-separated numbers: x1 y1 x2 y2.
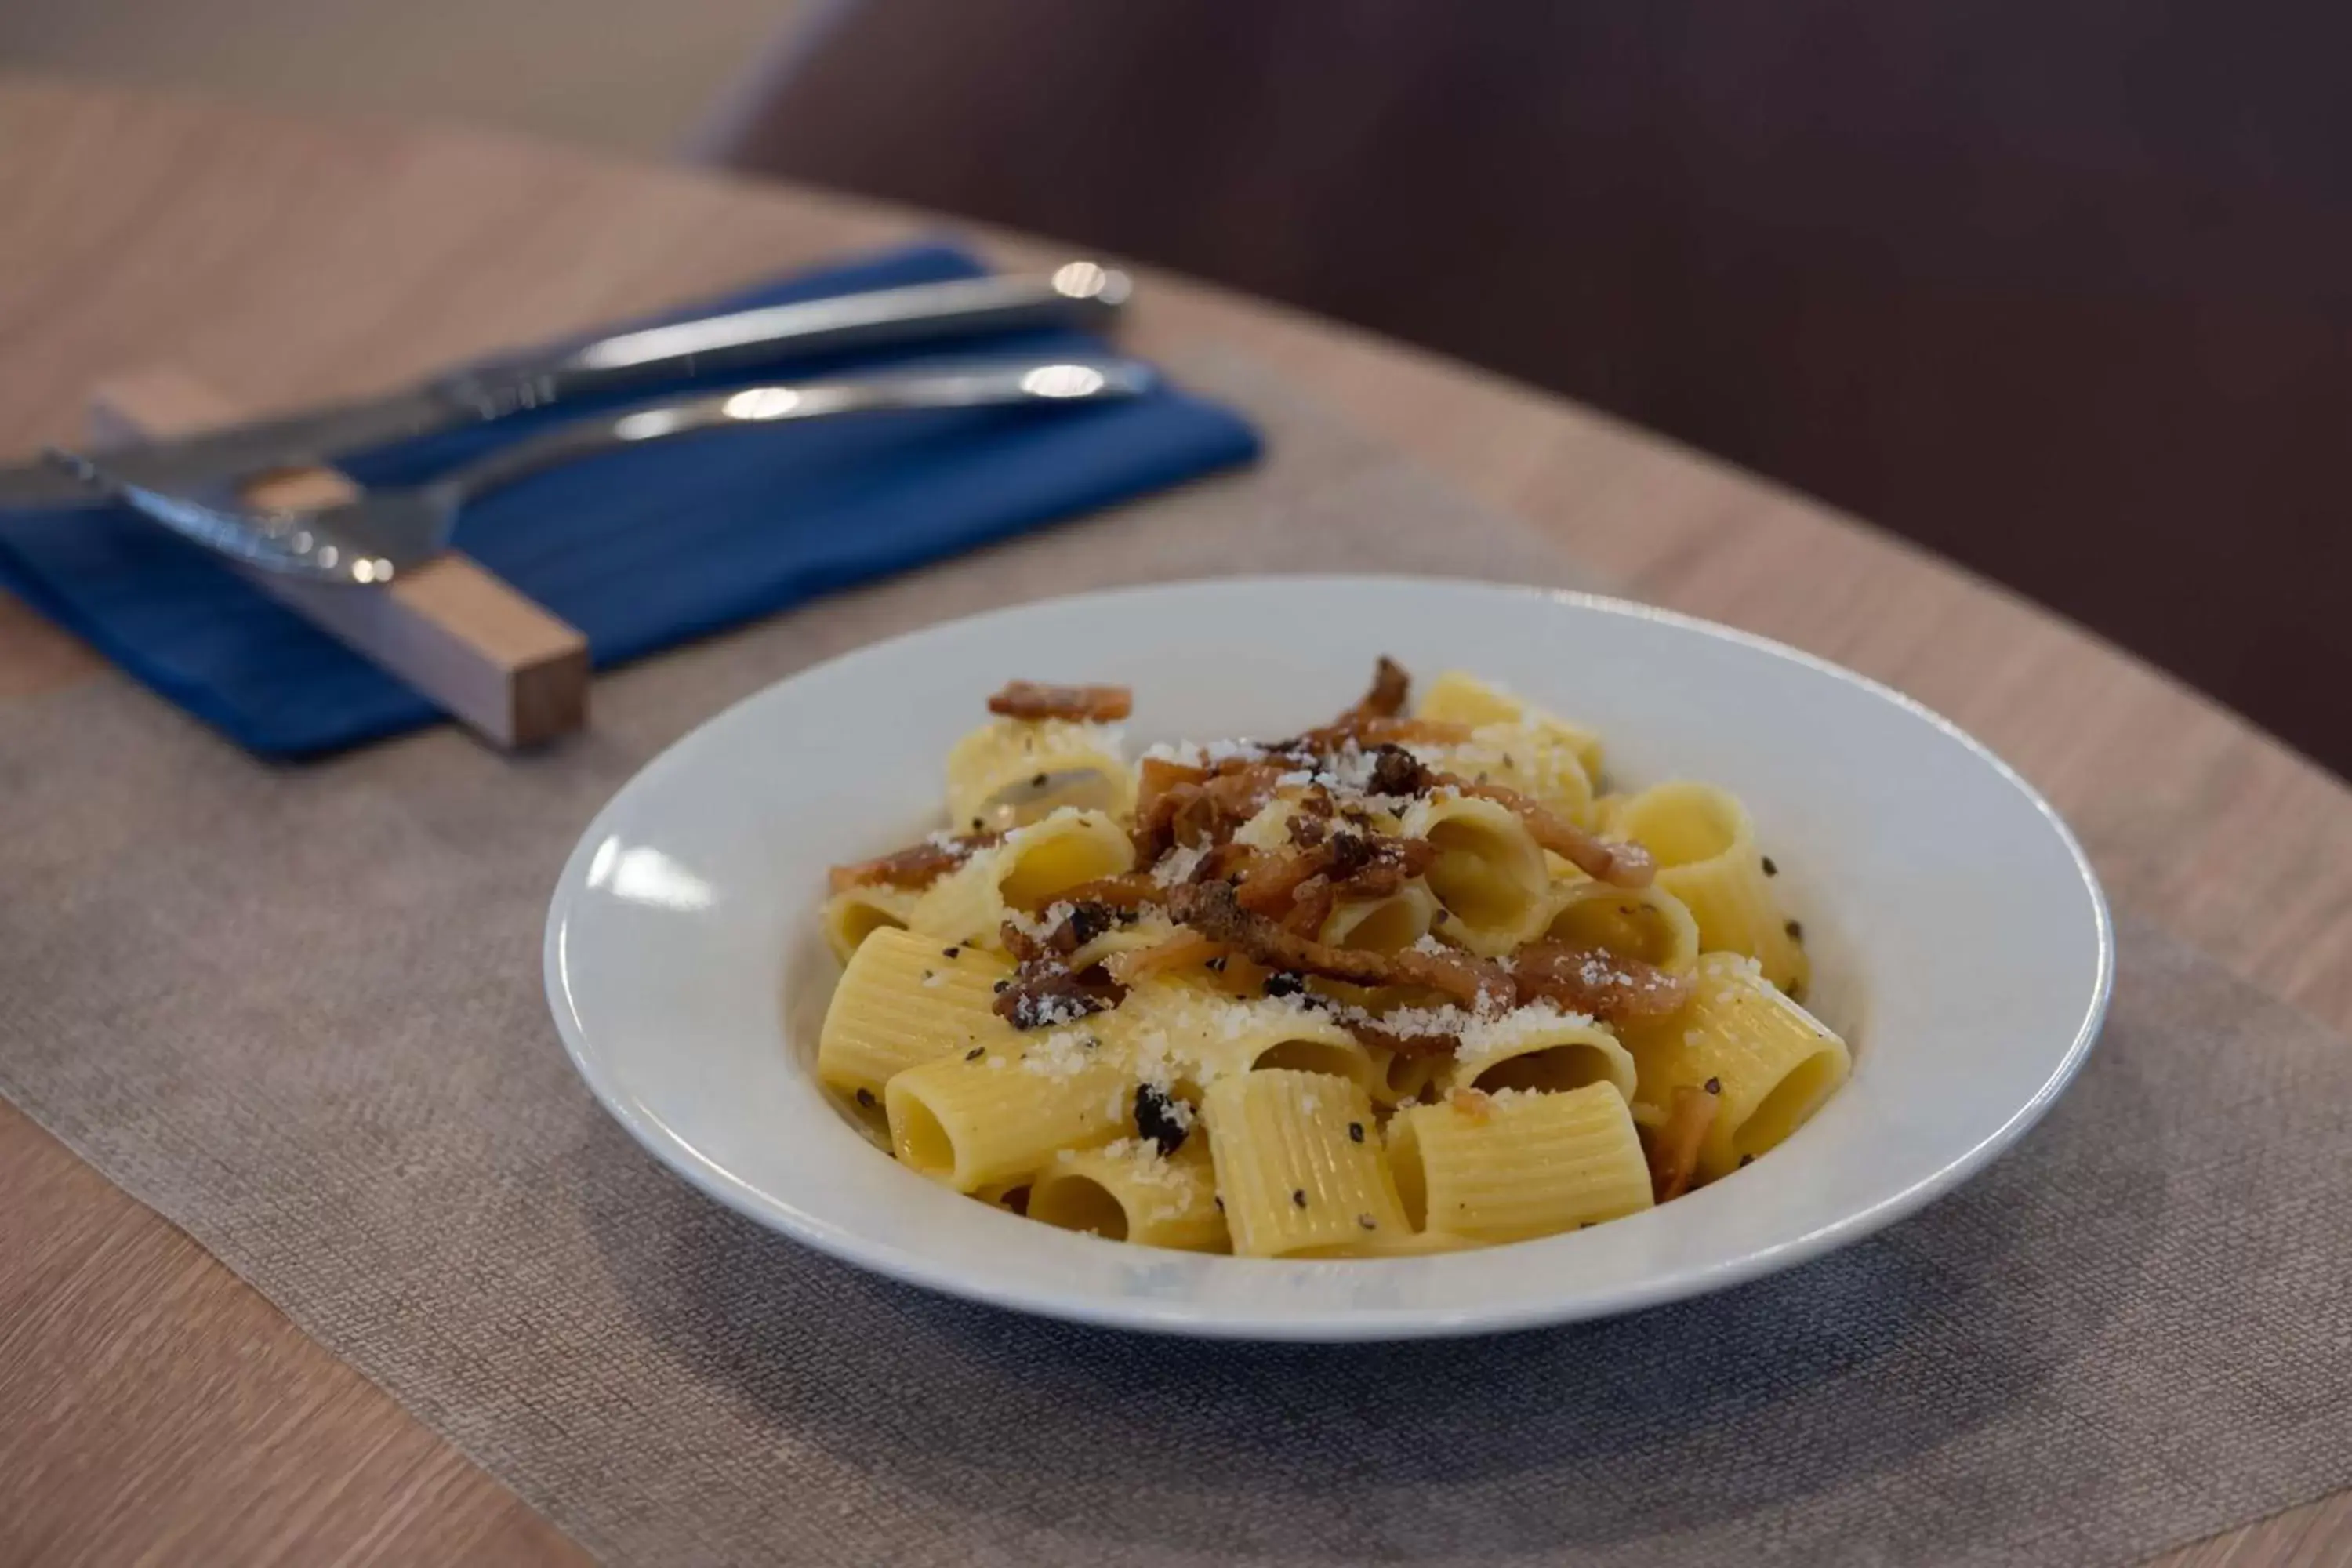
0 244 1261 756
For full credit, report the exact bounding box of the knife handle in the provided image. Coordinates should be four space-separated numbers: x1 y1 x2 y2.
429 265 1131 420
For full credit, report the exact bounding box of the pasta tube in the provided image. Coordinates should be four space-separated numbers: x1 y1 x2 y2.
1617 953 1850 1180
1387 1082 1653 1243
1202 1069 1409 1256
1612 782 1807 993
818 927 1019 1102
946 717 1133 829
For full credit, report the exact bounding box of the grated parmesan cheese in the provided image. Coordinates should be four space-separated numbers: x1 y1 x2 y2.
1019 1029 1100 1078
1001 898 1080 945
1150 844 1207 887
1446 1000 1599 1065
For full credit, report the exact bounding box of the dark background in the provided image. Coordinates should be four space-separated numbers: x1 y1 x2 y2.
706 0 2352 779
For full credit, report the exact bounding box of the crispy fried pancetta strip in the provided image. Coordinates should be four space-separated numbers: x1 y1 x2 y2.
985 681 1133 722
1230 832 1437 922
1136 755 1209 813
1039 900 1125 956
1052 873 1164 911
991 960 1127 1029
1644 1083 1718 1202
997 920 1047 965
1151 764 1289 855
1351 655 1411 719
1448 778 1655 887
827 830 999 894
1507 942 1695 1024
1167 786 1218 850
1281 873 1338 937
1167 882 1509 1010
1105 931 1225 984
1334 833 1439 898
1201 764 1287 824
1193 841 1262 887
1236 850 1323 916
1285 715 1472 757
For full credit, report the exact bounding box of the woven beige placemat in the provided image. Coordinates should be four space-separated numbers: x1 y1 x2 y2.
1 356 2347 1567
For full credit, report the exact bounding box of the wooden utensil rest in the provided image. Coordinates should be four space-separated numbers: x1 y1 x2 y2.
88 368 590 748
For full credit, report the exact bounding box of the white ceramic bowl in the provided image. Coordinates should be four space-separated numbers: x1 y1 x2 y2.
545 578 2111 1340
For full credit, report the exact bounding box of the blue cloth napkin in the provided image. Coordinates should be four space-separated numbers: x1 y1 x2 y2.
0 244 1261 756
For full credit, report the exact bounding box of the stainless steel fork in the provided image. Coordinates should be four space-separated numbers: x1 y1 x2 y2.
49 354 1156 586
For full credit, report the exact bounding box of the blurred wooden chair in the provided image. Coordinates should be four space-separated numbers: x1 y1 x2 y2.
699 0 2352 779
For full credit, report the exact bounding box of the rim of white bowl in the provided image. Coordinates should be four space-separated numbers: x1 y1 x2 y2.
544 575 2115 1340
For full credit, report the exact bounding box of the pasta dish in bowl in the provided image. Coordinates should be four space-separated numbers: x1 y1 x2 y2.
545 577 2110 1338
818 660 1847 1256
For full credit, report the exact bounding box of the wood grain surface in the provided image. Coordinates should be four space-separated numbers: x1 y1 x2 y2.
0 78 2345 1568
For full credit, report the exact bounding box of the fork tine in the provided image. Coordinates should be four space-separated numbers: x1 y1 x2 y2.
44 445 394 585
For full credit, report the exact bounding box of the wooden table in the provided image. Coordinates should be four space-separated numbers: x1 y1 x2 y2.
1 78 2346 1567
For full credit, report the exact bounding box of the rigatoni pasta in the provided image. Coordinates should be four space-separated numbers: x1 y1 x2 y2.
1540 877 1701 976
1398 793 1552 956
813 659 1843 1256
1202 1069 1409 1257
1413 721 1599 828
1610 782 1808 994
1415 669 1605 786
1105 982 1388 1098
818 882 923 964
1029 1137 1228 1250
818 927 1018 1102
1440 1004 1639 1101
946 713 1134 829
905 807 1134 944
1319 881 1443 955
1614 952 1851 1181
884 1030 1137 1192
1388 1082 1654 1243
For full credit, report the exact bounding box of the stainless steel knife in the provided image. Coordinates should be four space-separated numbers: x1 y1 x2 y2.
0 263 1131 513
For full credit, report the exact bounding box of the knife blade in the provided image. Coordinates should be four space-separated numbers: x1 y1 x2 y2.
0 265 1132 514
